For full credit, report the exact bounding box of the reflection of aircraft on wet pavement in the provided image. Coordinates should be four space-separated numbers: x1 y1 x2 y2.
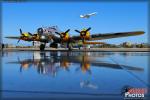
80 80 98 89
6 52 144 77
5 25 144 50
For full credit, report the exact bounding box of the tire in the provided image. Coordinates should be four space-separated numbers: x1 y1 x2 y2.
40 44 45 51
68 46 72 51
50 43 57 48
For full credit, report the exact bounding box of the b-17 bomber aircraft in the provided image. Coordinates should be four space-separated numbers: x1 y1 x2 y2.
5 26 144 51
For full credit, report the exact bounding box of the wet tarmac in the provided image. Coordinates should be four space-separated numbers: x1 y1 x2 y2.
1 51 150 99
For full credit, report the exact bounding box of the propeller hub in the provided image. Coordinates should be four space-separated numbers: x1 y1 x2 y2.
80 31 86 37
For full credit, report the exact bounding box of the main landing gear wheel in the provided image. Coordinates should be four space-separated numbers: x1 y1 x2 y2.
50 43 58 48
68 46 72 51
40 44 45 51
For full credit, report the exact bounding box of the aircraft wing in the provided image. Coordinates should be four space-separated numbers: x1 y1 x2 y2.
91 62 144 72
88 12 97 16
89 31 144 41
71 31 144 41
5 36 20 39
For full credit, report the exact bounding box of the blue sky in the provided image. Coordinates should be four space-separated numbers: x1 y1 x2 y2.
2 2 148 46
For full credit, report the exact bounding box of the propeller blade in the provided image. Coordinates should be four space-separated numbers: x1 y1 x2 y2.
55 32 61 35
28 32 33 36
20 65 23 72
75 30 81 33
86 27 91 32
17 39 21 43
65 29 70 33
19 29 23 35
17 57 21 63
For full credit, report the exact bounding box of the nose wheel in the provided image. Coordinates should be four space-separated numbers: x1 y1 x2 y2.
40 44 45 51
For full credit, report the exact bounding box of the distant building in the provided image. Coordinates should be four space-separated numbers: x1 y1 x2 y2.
5 43 16 48
122 42 133 48
135 43 150 48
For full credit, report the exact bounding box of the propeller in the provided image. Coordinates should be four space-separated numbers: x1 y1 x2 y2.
18 28 29 43
17 29 35 44
75 27 91 34
18 29 23 43
17 57 23 72
55 29 71 50
75 27 91 42
55 29 70 39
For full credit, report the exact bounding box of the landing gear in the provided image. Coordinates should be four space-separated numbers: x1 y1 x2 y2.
68 46 72 51
50 43 58 48
40 44 45 51
67 42 72 51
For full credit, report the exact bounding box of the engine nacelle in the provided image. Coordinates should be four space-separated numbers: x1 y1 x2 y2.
40 35 49 43
61 33 70 42
80 29 90 40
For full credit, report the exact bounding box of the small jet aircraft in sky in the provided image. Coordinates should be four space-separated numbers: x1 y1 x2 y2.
5 26 144 51
80 12 97 18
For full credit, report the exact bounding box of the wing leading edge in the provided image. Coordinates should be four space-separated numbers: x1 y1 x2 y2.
90 31 144 41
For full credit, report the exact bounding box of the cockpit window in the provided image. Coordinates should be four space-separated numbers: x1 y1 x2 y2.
37 28 43 35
